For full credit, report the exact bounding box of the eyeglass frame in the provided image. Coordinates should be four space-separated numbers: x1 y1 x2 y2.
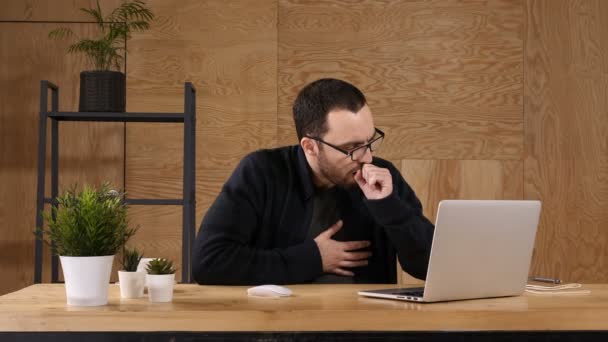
306 127 385 161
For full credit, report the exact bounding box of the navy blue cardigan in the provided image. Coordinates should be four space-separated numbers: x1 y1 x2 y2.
192 145 434 285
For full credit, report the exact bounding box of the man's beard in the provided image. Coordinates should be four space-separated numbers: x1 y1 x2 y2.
318 150 360 189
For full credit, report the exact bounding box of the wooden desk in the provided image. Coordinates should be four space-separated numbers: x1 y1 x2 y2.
1 284 607 341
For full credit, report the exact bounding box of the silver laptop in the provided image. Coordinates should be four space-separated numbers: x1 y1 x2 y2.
358 200 541 303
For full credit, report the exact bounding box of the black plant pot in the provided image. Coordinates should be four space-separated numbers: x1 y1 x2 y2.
79 71 126 112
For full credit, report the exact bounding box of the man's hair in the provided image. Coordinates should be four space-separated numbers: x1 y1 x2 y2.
292 78 367 141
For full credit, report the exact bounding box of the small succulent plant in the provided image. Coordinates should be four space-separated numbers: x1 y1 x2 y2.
146 258 176 275
121 247 143 272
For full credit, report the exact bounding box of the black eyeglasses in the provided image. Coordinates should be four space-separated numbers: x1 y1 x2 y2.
307 128 385 161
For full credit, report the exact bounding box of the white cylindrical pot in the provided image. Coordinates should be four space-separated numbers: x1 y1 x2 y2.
147 273 175 302
136 258 155 273
118 271 146 298
137 258 155 287
60 255 114 306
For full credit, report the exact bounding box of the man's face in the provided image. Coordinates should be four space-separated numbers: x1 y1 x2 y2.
316 104 376 188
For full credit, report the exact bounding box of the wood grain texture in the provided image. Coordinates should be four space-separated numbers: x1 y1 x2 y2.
0 0 124 21
125 0 277 266
0 23 124 294
3 0 608 295
1 284 608 331
400 159 523 222
524 0 608 283
397 159 523 284
125 206 183 272
278 0 524 160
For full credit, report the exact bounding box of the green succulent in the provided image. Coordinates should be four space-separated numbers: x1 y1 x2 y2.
121 247 143 272
146 258 176 275
35 183 138 256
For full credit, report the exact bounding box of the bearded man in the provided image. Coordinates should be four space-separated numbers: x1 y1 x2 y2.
192 78 435 285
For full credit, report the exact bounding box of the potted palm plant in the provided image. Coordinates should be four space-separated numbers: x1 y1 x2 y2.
48 0 154 112
118 247 145 299
37 183 137 306
146 258 177 303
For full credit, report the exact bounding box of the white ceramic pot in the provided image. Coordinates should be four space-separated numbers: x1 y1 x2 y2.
137 258 155 287
147 273 175 302
136 258 155 273
118 271 146 298
60 255 114 306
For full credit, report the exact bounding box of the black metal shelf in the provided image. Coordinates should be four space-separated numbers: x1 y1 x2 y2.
43 198 184 205
34 80 197 284
48 112 185 122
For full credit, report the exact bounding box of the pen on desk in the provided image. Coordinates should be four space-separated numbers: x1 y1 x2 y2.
529 276 561 284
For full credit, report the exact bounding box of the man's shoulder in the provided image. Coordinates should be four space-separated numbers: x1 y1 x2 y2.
237 145 300 177
224 146 300 191
243 145 298 165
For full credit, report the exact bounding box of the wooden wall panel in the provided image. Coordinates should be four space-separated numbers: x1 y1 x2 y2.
0 0 124 21
125 0 278 270
397 159 523 284
525 0 608 283
278 0 523 160
401 160 523 222
0 23 124 294
3 0 608 293
126 206 183 272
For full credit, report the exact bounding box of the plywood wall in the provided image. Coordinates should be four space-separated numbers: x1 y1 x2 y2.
278 0 525 284
1 0 607 294
278 0 524 160
128 0 607 285
125 0 278 273
0 0 125 295
524 0 608 283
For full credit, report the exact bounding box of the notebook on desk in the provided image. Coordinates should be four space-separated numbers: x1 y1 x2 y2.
358 200 541 303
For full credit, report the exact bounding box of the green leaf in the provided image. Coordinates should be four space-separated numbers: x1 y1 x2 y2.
146 258 176 275
35 183 138 256
48 27 75 40
121 247 143 272
50 0 154 71
79 0 104 30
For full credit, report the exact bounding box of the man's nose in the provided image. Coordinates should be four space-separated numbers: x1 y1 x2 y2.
360 146 373 164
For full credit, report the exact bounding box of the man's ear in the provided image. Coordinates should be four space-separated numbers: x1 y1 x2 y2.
300 137 318 157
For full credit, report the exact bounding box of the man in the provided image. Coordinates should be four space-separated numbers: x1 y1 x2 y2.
192 78 434 285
